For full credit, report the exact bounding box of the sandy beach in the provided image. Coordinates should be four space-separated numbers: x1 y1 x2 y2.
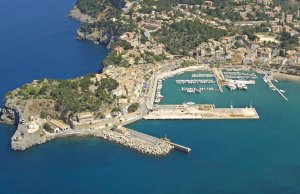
274 72 300 82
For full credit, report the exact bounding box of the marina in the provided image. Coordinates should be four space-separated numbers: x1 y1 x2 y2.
149 66 289 110
223 70 257 92
263 74 288 101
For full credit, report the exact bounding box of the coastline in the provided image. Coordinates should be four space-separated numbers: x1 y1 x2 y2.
274 72 300 82
2 0 300 157
11 124 173 156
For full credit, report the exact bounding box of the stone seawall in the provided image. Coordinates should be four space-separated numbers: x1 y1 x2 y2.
11 127 173 156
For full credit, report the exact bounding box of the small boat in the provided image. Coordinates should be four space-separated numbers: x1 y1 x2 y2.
186 101 195 105
279 89 285 93
155 98 161 103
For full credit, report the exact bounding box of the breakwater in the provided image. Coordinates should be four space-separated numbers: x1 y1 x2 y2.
11 126 173 156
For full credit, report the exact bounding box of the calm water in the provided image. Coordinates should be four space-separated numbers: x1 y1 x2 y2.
1 0 300 194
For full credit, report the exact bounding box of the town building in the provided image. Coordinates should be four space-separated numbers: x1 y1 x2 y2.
76 112 94 123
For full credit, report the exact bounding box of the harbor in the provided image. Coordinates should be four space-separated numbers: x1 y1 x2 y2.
145 65 288 123
145 66 261 121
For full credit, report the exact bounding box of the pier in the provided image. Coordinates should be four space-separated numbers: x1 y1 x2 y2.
265 74 288 101
175 79 216 84
269 81 288 101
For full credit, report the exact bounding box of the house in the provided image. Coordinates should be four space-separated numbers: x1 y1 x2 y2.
286 15 293 23
203 1 213 7
28 123 39 134
271 25 283 33
50 119 69 131
256 0 272 5
112 87 127 97
76 112 94 123
118 97 129 104
257 47 272 64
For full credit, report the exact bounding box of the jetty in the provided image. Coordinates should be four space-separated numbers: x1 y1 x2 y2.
269 81 288 101
126 128 191 154
167 141 191 153
265 74 288 101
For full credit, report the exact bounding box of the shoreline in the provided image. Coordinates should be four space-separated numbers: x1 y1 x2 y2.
273 72 300 82
11 124 173 156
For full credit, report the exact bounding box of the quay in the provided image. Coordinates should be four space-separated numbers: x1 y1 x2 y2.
213 68 224 93
145 105 259 120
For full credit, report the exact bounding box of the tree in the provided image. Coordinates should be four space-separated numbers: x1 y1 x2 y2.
128 103 139 112
40 111 48 119
43 123 52 132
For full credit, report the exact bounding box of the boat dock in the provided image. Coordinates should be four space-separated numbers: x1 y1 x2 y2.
269 81 288 101
264 74 288 101
175 79 216 84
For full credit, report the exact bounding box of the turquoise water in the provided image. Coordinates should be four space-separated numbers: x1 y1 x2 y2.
1 0 300 193
159 71 275 108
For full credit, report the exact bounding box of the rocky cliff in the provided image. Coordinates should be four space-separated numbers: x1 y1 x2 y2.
69 6 95 23
0 99 20 125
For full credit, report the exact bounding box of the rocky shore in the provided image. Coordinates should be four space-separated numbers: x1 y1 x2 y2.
0 99 20 125
1 98 172 156
68 6 95 23
76 29 112 45
68 6 115 45
11 127 173 156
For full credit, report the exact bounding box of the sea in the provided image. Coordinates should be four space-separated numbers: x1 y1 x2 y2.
1 0 300 193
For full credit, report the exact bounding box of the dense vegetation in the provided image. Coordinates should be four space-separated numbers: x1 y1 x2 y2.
279 31 299 50
76 0 125 18
80 18 137 35
155 20 227 55
273 0 300 15
140 0 204 13
10 76 119 113
128 103 139 113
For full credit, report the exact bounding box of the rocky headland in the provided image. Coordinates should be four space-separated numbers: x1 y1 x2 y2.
1 89 173 156
69 6 95 23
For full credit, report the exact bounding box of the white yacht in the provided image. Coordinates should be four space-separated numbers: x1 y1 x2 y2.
186 101 195 105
